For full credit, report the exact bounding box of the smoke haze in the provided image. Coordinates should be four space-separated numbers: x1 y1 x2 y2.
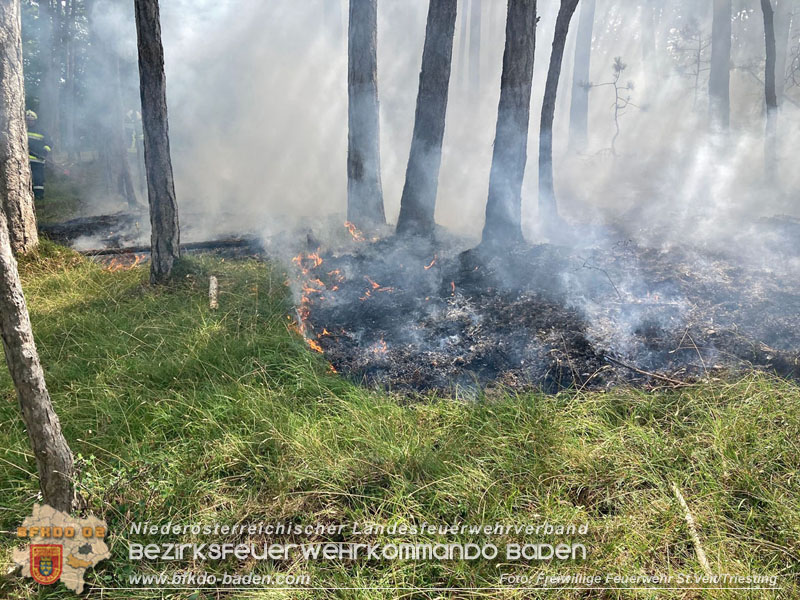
80 0 800 247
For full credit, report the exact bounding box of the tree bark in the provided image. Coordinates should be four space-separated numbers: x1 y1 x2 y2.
709 0 732 131
395 0 457 237
134 0 180 284
347 0 385 229
481 0 537 246
568 0 595 152
1 0 39 254
0 210 75 512
469 0 481 94
761 0 778 181
538 0 579 227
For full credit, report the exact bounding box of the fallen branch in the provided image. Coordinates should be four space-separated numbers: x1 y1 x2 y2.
604 355 690 386
80 238 259 256
671 481 713 577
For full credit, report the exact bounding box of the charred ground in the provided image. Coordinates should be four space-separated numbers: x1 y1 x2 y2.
295 221 800 394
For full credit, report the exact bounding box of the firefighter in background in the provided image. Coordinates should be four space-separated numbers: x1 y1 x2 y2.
26 110 51 200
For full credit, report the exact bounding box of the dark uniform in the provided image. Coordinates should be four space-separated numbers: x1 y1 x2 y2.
26 111 51 200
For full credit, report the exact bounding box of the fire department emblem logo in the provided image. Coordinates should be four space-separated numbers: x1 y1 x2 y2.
30 544 63 585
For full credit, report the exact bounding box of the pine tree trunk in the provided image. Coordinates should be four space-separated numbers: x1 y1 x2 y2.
568 0 595 152
710 0 732 131
395 0 457 237
0 0 39 254
481 0 537 246
134 0 180 283
469 0 481 94
762 0 778 181
347 0 385 229
538 0 579 226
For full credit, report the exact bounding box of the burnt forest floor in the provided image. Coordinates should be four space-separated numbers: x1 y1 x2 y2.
292 223 800 396
0 242 798 599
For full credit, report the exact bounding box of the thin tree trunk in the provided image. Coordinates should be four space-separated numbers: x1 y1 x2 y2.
395 0 458 236
1 0 39 254
134 0 181 283
0 3 75 513
469 0 481 94
709 0 732 131
568 0 595 152
481 0 537 246
347 0 385 229
762 0 778 181
538 0 579 227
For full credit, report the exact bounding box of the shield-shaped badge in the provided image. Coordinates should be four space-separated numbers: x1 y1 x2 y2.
30 544 62 585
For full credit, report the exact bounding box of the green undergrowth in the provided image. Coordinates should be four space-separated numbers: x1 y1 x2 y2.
0 241 798 599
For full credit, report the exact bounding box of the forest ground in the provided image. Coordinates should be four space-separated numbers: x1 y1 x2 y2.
0 242 798 599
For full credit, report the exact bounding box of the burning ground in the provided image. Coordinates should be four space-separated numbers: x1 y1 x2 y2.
291 220 800 393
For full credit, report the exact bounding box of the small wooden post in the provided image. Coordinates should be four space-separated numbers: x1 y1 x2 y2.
209 276 219 309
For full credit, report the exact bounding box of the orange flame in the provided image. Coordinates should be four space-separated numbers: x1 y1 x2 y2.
344 221 365 242
424 255 437 270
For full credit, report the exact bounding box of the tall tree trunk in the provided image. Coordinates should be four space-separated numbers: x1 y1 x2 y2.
538 0 579 227
709 0 732 131
774 0 792 103
458 0 469 89
134 0 180 284
762 0 778 181
347 0 385 229
469 0 481 94
1 0 39 254
568 0 595 152
0 3 75 513
395 0 457 236
481 0 537 246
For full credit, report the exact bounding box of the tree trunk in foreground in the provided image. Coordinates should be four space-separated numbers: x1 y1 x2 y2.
709 0 732 131
538 0 579 227
395 0 457 236
568 0 595 152
134 0 180 283
481 0 537 246
347 0 385 229
761 0 778 181
0 212 75 512
0 0 39 254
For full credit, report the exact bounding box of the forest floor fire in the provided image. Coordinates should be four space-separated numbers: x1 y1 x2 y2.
292 221 800 394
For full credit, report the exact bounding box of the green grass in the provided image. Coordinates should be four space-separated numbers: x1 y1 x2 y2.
0 242 798 599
